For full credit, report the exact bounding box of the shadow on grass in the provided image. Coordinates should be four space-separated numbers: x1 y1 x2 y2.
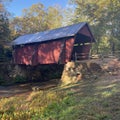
55 77 120 120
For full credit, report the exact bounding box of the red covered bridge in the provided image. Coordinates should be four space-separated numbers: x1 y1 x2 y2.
12 22 95 66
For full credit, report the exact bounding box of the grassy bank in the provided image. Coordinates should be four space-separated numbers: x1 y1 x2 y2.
0 74 120 120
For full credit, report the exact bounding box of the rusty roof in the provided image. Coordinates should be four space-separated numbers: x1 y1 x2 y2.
12 22 89 45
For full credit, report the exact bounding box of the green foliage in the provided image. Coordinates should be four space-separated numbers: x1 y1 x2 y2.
0 14 10 42
4 47 12 60
0 75 4 85
13 75 26 83
0 46 12 62
42 96 76 120
0 1 10 44
39 64 64 80
69 0 120 54
9 3 63 38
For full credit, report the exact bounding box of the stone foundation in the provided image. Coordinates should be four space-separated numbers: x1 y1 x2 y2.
61 61 102 85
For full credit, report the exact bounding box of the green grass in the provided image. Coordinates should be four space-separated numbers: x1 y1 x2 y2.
0 76 120 120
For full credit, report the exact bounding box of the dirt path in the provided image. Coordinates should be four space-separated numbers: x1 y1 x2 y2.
0 79 59 98
0 84 32 98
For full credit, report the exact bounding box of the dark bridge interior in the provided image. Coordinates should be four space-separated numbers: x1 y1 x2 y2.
71 33 92 61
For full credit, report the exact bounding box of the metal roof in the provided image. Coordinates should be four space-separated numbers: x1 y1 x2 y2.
12 22 87 45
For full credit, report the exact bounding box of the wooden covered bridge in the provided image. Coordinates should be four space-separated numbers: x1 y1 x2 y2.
12 22 95 66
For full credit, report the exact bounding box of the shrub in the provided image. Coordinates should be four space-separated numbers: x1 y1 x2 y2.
14 75 27 83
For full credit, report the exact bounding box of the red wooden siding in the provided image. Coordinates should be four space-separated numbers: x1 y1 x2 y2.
37 40 63 64
14 45 37 65
65 38 75 62
58 38 75 64
37 38 75 64
13 38 75 65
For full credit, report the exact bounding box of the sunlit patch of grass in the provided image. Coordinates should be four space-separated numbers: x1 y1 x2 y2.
101 91 113 97
111 87 119 93
97 84 116 90
0 90 66 120
29 94 77 120
95 81 120 99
